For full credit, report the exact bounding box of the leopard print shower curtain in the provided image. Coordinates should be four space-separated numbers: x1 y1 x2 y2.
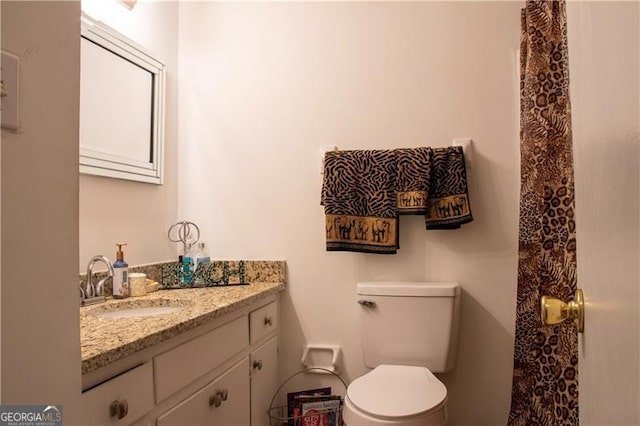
508 1 579 425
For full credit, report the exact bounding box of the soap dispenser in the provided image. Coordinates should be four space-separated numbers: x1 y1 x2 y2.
113 243 130 298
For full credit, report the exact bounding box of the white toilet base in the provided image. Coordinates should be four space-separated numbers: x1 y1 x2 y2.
343 395 447 426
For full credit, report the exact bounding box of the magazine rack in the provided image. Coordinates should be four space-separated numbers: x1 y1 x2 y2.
267 368 348 426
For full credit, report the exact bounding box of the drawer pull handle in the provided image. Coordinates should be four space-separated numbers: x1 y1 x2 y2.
209 389 228 407
253 359 263 370
209 393 223 408
109 399 128 420
264 316 273 326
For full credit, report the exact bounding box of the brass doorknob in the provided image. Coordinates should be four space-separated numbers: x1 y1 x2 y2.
541 289 584 333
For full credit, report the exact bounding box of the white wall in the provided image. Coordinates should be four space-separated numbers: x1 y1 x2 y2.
568 2 640 425
1 1 82 419
79 0 179 271
178 3 522 424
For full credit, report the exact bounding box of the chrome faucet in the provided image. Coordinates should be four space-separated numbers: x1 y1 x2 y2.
81 255 114 306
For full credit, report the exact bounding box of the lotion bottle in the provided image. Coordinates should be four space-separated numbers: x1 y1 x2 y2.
113 243 130 298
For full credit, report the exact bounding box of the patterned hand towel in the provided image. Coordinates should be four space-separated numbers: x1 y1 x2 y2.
425 146 473 229
321 150 398 254
395 147 433 215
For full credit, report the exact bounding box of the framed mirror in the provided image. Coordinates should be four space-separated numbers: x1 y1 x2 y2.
80 14 165 184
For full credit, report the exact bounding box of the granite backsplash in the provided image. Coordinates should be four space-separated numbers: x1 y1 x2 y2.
79 260 286 297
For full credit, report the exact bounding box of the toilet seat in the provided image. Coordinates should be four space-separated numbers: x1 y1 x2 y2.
346 365 447 420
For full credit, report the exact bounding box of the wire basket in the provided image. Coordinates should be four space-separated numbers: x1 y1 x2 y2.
268 368 348 426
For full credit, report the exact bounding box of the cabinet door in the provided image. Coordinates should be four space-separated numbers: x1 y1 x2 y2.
157 358 250 426
251 338 278 426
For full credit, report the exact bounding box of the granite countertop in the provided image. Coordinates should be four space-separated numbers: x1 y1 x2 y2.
80 282 285 374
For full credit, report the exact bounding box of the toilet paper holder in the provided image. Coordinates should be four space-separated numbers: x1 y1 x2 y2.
301 344 342 374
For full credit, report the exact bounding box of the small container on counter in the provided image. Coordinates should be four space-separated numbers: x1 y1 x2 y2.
129 273 147 297
145 279 160 293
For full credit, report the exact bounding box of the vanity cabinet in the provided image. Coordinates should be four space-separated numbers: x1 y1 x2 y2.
81 295 280 426
153 300 279 426
153 299 279 426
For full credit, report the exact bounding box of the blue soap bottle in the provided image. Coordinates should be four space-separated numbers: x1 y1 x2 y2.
113 243 129 298
182 243 194 285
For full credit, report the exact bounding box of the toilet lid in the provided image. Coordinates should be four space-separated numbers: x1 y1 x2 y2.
347 365 447 419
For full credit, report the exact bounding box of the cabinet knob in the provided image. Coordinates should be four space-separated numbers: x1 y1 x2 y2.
264 316 273 326
357 300 376 308
109 399 128 420
220 388 228 401
209 393 223 408
252 359 263 370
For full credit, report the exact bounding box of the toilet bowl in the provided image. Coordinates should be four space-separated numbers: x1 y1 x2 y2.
343 365 447 426
349 282 461 426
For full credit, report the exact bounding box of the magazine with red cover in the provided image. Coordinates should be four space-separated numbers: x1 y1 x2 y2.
286 387 331 426
295 395 342 426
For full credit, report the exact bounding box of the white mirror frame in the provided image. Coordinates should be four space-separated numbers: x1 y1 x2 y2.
80 14 165 185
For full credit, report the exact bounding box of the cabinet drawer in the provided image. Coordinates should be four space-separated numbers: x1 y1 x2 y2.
154 316 248 403
156 357 250 426
250 302 278 344
81 363 153 425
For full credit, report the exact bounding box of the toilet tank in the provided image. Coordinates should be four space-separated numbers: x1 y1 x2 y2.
357 282 461 373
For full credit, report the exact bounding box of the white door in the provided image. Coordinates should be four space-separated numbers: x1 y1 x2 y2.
568 2 640 425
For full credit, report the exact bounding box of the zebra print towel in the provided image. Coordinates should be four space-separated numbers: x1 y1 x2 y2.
396 147 432 215
321 150 399 254
425 146 473 229
321 146 472 254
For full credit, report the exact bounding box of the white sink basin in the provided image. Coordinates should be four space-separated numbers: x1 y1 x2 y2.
95 306 184 319
88 298 192 320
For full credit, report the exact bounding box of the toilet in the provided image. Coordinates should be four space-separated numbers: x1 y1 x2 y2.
343 282 461 426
